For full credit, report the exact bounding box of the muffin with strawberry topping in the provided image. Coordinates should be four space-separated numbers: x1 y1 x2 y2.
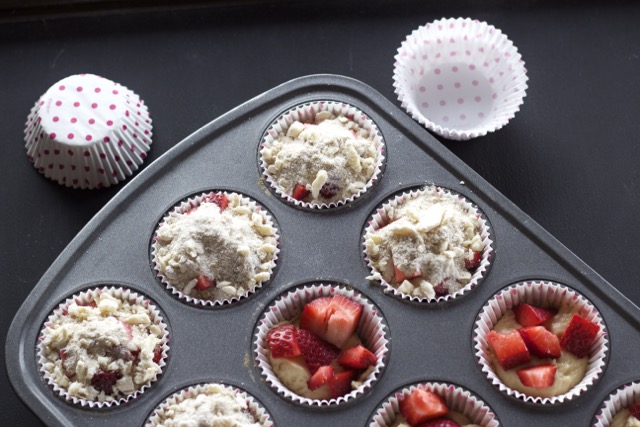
392 389 481 427
255 285 388 406
364 186 490 302
610 402 640 427
260 101 384 208
152 191 279 305
38 287 168 406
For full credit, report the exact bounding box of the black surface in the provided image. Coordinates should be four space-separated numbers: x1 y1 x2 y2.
1 1 639 426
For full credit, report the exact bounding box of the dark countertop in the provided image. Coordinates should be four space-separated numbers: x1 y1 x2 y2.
2 1 639 425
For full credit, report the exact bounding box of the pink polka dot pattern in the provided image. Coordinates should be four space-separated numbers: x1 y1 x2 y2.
393 17 528 140
24 74 153 189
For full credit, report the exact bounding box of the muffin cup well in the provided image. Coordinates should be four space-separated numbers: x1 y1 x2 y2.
473 281 608 405
259 100 385 210
151 191 280 307
363 185 493 304
37 286 169 409
145 382 273 427
24 73 152 189
369 382 500 426
253 283 389 407
593 381 640 427
393 17 528 140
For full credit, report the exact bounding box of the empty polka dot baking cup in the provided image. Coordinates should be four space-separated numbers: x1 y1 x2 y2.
24 74 152 189
393 17 528 140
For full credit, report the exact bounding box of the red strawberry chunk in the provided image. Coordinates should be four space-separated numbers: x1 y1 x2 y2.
327 370 354 398
319 182 340 199
292 183 310 200
560 314 600 358
267 325 301 359
296 329 339 374
91 370 121 394
337 345 377 369
394 265 422 284
433 281 449 297
418 419 460 427
300 296 333 338
514 303 557 327
307 365 334 391
399 389 449 426
629 401 640 419
464 250 482 271
325 295 363 348
195 275 216 291
152 344 163 364
487 330 531 370
204 193 229 211
518 326 561 358
516 364 557 388
59 348 68 361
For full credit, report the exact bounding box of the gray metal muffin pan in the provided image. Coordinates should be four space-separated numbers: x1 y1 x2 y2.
6 74 640 426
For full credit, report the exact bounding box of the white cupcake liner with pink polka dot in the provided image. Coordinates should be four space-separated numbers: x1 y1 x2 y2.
393 17 528 140
24 74 152 189
368 381 500 426
593 381 640 426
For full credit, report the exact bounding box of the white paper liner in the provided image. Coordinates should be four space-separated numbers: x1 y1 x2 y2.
363 185 493 304
151 191 280 307
473 281 608 405
393 17 528 140
24 73 152 189
259 100 386 209
253 283 389 407
37 286 169 409
145 382 273 427
369 382 500 426
593 381 640 427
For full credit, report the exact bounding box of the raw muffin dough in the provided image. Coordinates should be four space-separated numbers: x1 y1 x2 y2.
611 409 640 427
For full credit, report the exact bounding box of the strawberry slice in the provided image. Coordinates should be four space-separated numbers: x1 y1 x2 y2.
337 345 377 369
399 389 449 426
418 419 460 427
518 326 561 358
307 365 334 391
486 330 531 369
464 250 482 271
394 265 422 284
195 275 215 291
204 193 229 211
267 324 301 359
516 364 557 388
300 296 333 338
560 314 600 358
296 329 340 374
292 183 310 200
629 401 640 419
514 303 557 327
325 295 363 348
327 370 354 398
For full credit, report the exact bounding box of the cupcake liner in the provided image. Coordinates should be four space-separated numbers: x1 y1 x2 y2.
145 382 273 427
393 17 528 140
253 283 389 407
151 191 280 307
259 100 385 209
37 286 169 409
369 382 500 426
473 281 608 405
593 381 640 426
363 185 493 304
24 73 152 189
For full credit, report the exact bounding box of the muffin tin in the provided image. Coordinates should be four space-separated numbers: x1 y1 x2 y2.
6 74 640 426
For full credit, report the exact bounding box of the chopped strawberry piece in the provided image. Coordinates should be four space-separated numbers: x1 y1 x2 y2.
518 326 561 358
560 314 600 358
307 365 334 391
325 295 363 348
629 402 640 419
204 193 229 211
399 389 449 426
464 250 482 271
300 296 333 338
516 364 557 388
487 330 531 370
433 282 449 297
292 183 310 200
91 370 121 394
195 275 215 291
296 329 340 374
319 182 340 199
394 265 422 284
337 345 377 369
418 419 460 427
152 344 163 364
514 303 557 327
59 348 68 361
327 370 354 398
267 324 301 359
